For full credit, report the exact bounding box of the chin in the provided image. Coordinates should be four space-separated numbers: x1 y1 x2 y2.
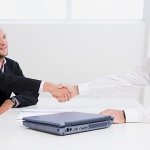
0 52 8 57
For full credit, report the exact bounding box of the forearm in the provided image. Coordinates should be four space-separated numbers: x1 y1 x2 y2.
13 94 39 108
78 69 150 97
78 59 150 96
0 73 41 95
0 99 14 115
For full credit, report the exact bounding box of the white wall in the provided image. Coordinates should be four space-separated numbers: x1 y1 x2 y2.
0 22 146 100
143 26 150 106
142 0 150 106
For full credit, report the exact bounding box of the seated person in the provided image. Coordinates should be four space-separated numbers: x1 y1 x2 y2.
57 58 150 123
0 28 70 115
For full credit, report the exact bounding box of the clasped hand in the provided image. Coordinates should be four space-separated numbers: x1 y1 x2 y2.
48 83 78 102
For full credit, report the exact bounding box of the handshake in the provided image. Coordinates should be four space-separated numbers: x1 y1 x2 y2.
43 82 79 102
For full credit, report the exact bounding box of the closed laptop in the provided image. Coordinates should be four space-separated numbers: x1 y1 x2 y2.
23 112 114 136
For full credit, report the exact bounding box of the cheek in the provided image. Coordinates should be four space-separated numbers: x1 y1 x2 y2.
5 40 8 45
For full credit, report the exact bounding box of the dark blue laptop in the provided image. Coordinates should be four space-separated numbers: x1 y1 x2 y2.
23 112 114 136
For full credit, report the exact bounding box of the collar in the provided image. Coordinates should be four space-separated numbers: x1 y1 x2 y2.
0 57 7 72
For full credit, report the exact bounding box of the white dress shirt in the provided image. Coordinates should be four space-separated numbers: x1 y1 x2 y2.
78 58 150 123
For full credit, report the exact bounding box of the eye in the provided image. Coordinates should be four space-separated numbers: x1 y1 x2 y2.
3 34 6 39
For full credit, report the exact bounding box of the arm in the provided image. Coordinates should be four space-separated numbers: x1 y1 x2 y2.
58 58 150 99
0 71 70 100
0 81 70 115
12 62 39 107
98 59 150 123
0 71 41 95
78 59 150 97
100 106 150 124
12 94 39 107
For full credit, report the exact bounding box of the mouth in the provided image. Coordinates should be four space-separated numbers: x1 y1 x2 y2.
0 45 7 51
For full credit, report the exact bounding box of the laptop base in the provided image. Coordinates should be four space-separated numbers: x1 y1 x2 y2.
23 119 113 136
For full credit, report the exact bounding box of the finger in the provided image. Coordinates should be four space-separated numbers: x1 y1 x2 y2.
57 97 64 103
100 109 112 114
57 83 67 89
55 94 62 101
58 95 67 102
60 95 68 102
52 94 60 100
53 95 62 102
99 111 111 116
52 95 57 99
62 94 70 102
57 84 63 88
66 93 71 100
99 110 107 114
64 94 69 101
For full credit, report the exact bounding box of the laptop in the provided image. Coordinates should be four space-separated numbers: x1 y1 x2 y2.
23 112 114 136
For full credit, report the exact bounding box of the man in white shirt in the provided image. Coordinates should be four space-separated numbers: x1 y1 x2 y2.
57 58 150 123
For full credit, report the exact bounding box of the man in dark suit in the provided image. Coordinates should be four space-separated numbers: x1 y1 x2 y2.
0 28 70 115
0 57 40 107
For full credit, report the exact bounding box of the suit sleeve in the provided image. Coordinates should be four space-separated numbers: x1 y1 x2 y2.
12 62 41 107
0 70 41 96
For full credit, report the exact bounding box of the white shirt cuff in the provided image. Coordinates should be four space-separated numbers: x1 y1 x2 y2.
124 109 139 122
11 97 20 108
38 81 45 94
78 83 89 95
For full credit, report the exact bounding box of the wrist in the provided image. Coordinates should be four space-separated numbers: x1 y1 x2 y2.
122 110 126 123
9 98 16 108
0 107 2 115
43 82 55 93
73 85 79 96
6 99 15 108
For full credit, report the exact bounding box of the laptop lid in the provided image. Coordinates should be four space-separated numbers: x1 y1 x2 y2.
23 112 113 127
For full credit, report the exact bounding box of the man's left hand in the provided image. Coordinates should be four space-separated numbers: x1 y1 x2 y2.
100 109 126 124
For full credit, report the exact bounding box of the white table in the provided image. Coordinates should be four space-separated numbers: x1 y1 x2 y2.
1 98 150 150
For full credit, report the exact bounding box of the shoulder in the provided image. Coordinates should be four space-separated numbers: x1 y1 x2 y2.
5 57 21 70
5 57 19 65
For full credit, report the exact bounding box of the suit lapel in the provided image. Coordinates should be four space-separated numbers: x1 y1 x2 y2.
4 61 12 75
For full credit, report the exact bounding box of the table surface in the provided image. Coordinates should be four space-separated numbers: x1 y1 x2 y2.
1 97 150 150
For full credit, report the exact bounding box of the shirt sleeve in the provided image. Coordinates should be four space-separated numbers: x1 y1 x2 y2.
124 108 140 122
78 58 150 97
38 81 45 94
124 107 150 123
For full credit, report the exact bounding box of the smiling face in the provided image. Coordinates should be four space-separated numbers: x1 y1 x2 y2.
0 28 8 58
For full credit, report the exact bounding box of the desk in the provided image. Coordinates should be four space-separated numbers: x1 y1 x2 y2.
0 98 150 150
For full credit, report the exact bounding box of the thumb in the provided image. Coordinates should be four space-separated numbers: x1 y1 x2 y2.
57 83 66 89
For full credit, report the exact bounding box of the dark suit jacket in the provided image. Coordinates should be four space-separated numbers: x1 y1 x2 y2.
0 57 41 107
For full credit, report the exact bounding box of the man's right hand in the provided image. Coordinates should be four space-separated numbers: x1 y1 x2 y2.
57 84 79 102
43 82 72 101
